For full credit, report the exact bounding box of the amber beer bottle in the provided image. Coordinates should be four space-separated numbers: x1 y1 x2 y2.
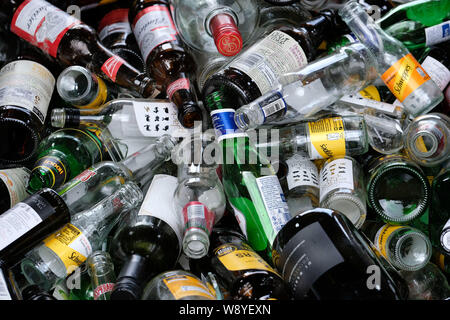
4 0 159 98
129 0 203 128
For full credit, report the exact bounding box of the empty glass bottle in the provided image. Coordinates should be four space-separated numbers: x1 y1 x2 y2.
0 167 30 213
430 160 450 250
87 250 116 300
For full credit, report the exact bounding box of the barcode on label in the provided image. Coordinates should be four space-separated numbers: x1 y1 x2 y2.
262 100 285 118
236 53 264 69
187 205 205 220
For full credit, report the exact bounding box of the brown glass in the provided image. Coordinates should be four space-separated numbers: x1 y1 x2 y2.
129 0 203 128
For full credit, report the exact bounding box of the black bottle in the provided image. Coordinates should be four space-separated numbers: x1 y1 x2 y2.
21 284 56 300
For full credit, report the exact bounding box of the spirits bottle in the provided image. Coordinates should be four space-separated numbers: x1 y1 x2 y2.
110 175 183 300
365 154 431 224
20 181 143 291
272 207 408 299
27 128 107 194
0 60 55 164
233 42 378 129
129 0 203 128
5 0 159 98
403 113 450 167
202 10 342 108
141 270 216 300
339 0 444 117
319 156 367 229
361 221 432 271
0 167 30 213
87 250 116 300
171 0 259 57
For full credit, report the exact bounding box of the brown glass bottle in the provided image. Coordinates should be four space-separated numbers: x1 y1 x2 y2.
129 0 203 128
202 9 343 108
5 0 159 98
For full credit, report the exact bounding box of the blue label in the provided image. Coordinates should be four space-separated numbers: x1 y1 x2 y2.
443 23 450 38
210 109 240 138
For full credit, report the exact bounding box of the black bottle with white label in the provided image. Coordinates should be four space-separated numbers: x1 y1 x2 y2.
272 208 408 300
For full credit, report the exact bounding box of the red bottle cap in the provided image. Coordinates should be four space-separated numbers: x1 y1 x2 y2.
209 13 243 57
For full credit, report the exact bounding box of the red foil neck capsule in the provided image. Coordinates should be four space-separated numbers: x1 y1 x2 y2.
209 13 243 57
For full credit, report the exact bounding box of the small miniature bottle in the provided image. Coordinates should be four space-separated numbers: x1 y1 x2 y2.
87 250 116 300
0 167 30 213
319 156 367 229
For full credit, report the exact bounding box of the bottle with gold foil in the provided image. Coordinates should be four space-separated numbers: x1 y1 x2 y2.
0 167 30 213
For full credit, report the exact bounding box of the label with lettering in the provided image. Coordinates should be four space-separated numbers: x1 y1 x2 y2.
0 168 30 208
374 224 404 258
0 270 12 300
0 60 55 123
319 158 354 202
285 154 319 191
163 273 216 300
182 201 215 236
421 56 450 91
11 0 81 57
32 156 67 188
258 91 287 123
93 283 115 300
381 53 431 103
132 5 178 62
101 55 125 83
98 8 131 41
166 78 190 101
215 244 277 273
340 94 397 115
307 117 346 160
210 109 242 140
43 224 92 276
229 30 308 95
425 21 450 46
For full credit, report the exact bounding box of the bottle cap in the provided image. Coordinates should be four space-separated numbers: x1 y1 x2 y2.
209 13 243 57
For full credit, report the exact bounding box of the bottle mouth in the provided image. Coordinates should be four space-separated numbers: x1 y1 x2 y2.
322 193 366 229
0 118 39 164
183 228 210 259
410 130 440 159
178 104 203 129
207 10 243 57
440 228 450 254
338 0 364 22
57 66 97 106
394 231 431 271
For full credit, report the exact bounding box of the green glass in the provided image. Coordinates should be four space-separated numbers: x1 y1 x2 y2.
430 161 450 248
27 127 105 193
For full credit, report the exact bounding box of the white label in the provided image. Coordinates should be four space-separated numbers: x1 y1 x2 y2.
0 202 43 250
340 94 396 114
132 5 177 62
0 168 30 208
0 270 12 300
187 205 205 220
99 22 131 41
256 175 291 244
319 158 354 202
421 56 450 91
133 100 190 138
138 174 183 244
229 30 308 95
425 21 450 46
285 154 319 190
0 61 55 123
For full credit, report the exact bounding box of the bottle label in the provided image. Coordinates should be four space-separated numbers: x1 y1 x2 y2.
166 78 190 101
425 21 450 46
319 158 354 202
358 85 381 101
0 202 43 251
276 221 344 299
31 156 67 188
0 270 12 300
138 175 183 245
228 30 308 95
381 53 431 103
229 202 248 239
98 8 131 41
0 60 55 124
215 244 278 273
421 56 450 91
258 91 287 123
210 109 241 140
93 283 115 300
0 168 30 208
77 77 109 109
339 94 397 115
162 273 216 300
285 155 319 191
182 201 215 236
101 55 126 83
374 224 403 259
255 175 291 244
43 224 92 276
307 117 346 160
57 168 97 206
10 0 81 58
132 100 187 137
132 5 178 62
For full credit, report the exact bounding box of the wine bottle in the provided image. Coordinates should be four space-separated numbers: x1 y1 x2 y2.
0 167 30 214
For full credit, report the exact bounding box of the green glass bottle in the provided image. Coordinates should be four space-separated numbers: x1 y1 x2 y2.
27 127 106 194
205 90 292 262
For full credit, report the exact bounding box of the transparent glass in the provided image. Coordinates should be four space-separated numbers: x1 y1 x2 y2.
234 42 378 130
87 250 116 300
339 1 443 117
364 112 405 154
403 113 450 167
20 182 143 291
400 263 450 300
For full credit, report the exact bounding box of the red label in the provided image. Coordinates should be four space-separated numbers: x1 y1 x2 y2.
182 201 215 235
93 283 115 300
74 169 97 183
101 55 125 82
98 8 129 33
166 78 190 100
10 0 81 58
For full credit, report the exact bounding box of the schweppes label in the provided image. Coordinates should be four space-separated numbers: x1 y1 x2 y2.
32 155 68 188
381 53 430 103
307 117 346 159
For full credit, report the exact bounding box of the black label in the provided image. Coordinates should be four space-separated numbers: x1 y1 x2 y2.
23 193 57 222
32 156 67 188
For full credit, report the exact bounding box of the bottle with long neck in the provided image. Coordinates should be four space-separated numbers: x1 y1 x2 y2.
4 0 159 98
19 181 144 291
338 1 443 117
129 0 203 128
87 250 116 300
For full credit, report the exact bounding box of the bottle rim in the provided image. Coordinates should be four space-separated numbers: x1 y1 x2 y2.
393 229 431 271
440 228 450 254
183 228 210 259
322 192 366 229
57 66 97 106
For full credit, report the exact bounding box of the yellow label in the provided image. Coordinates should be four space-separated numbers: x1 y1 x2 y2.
375 224 404 258
43 224 90 275
215 244 277 273
359 85 381 101
75 77 108 109
318 40 327 51
163 275 216 300
381 53 430 103
308 117 346 159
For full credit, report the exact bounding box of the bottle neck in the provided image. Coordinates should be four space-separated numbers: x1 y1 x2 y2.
111 254 150 300
207 9 243 57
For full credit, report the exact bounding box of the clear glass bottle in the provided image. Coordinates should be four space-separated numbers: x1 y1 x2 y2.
233 42 378 130
403 113 450 167
319 156 367 229
87 250 116 300
363 111 405 154
339 0 444 117
20 181 143 291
